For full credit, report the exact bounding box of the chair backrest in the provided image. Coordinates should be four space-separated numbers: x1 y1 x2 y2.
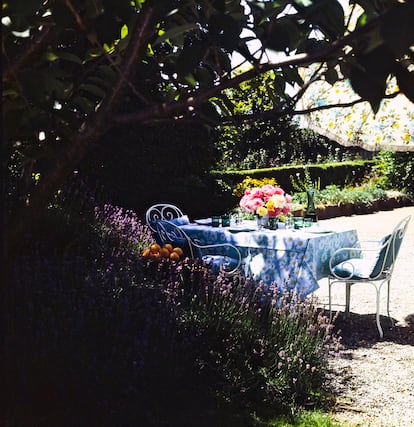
145 204 186 232
370 215 411 278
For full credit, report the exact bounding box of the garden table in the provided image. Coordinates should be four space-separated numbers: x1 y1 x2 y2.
180 221 359 298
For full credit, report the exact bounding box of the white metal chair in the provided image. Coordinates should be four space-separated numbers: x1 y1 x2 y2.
328 215 411 338
154 220 242 276
145 204 188 232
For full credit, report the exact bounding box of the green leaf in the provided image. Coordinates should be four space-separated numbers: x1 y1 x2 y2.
97 65 117 81
325 68 338 85
349 46 394 113
121 24 129 39
70 96 95 114
45 51 59 61
79 83 107 98
395 66 414 103
207 47 232 75
282 66 303 86
272 74 287 96
57 52 82 64
87 76 112 89
153 23 198 47
183 74 197 88
294 0 345 39
208 13 242 51
177 45 205 76
194 66 215 87
381 1 414 58
265 16 301 52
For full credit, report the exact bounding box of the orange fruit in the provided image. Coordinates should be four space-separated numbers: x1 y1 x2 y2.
150 251 161 260
141 248 150 258
169 251 180 261
164 243 173 253
160 247 170 258
172 247 184 258
150 243 161 254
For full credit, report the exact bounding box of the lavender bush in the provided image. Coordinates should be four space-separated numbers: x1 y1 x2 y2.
143 257 341 411
7 179 341 426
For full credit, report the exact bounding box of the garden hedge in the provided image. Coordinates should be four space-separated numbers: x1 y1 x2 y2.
212 160 375 194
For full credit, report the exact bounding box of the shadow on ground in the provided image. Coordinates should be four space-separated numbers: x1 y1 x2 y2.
321 310 414 348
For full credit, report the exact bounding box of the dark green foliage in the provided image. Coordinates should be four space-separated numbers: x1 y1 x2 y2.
213 160 375 195
79 122 228 218
374 151 414 196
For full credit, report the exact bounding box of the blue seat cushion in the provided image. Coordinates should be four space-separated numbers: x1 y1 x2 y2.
331 258 378 280
371 233 402 277
202 255 240 274
332 234 393 280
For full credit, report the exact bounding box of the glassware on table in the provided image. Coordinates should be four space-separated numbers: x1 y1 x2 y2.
212 216 221 227
233 208 242 225
221 213 231 227
256 215 269 230
285 216 294 229
293 217 304 229
268 217 278 230
303 217 313 227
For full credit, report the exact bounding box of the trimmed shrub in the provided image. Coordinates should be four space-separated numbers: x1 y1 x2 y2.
374 151 414 196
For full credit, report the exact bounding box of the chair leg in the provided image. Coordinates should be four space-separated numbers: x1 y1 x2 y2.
375 286 384 339
344 282 351 318
328 279 332 322
386 279 394 328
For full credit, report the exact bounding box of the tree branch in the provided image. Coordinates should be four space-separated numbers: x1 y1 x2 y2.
110 14 383 127
130 90 401 127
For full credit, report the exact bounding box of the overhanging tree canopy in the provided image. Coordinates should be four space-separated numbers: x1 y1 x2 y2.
2 0 414 257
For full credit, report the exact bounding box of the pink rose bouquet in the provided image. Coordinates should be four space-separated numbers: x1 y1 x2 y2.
239 184 292 218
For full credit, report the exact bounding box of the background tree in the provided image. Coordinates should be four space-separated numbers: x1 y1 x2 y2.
3 0 414 260
213 71 371 170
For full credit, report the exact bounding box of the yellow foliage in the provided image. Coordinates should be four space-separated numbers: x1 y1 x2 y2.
233 176 278 197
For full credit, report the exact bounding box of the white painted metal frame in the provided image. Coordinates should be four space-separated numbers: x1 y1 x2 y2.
145 204 185 232
328 215 411 338
155 220 242 276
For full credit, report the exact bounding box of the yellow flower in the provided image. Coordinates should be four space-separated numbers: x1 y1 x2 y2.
256 206 268 217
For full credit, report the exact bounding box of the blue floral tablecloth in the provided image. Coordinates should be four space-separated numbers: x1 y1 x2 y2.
180 222 359 297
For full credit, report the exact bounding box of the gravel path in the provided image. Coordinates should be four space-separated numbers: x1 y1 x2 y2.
313 206 414 426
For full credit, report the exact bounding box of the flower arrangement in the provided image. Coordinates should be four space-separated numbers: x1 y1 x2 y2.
239 184 292 218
